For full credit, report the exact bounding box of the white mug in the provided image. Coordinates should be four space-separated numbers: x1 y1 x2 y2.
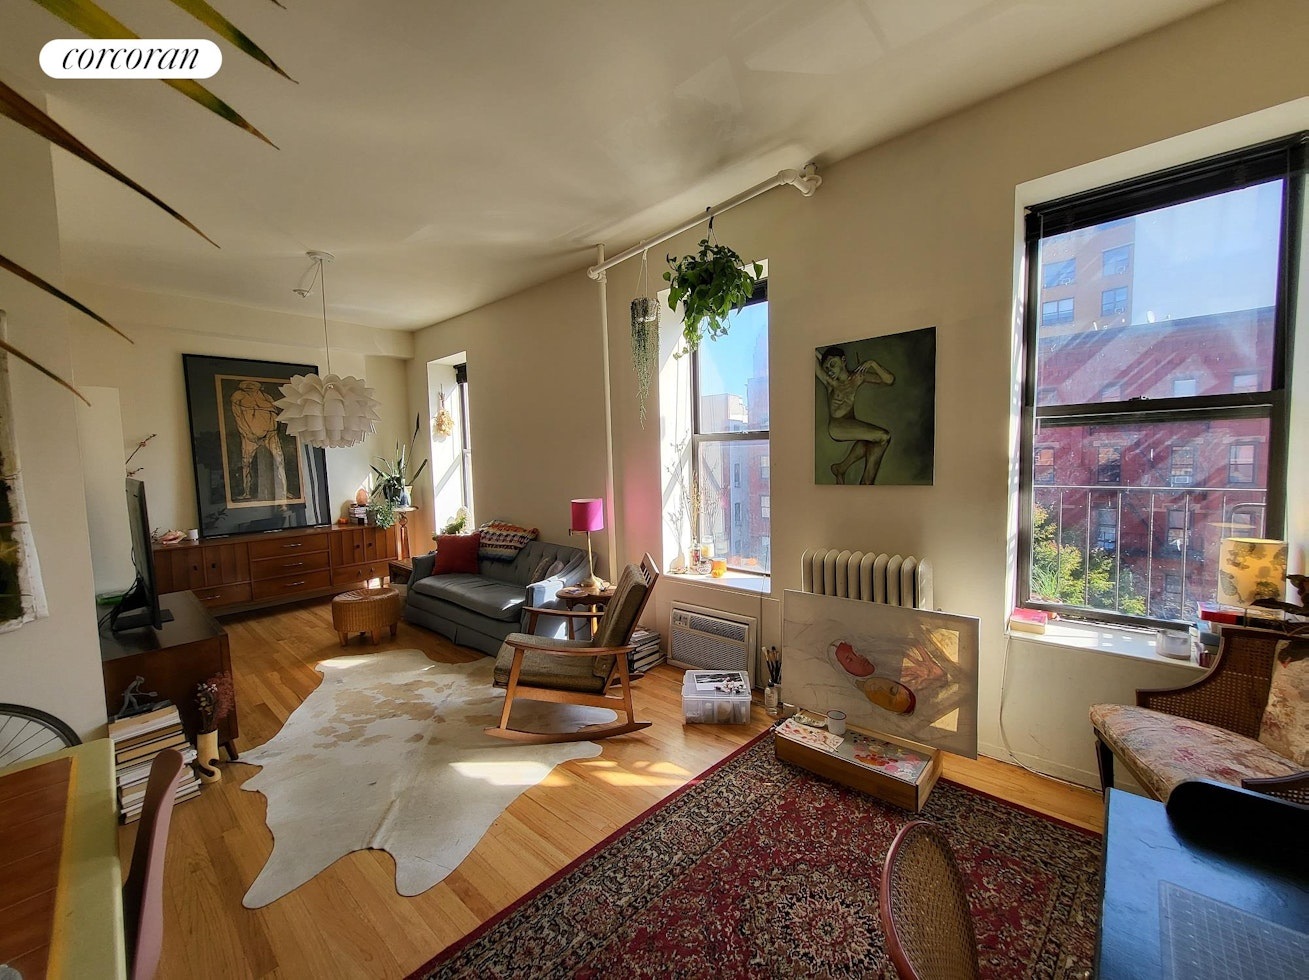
827 709 847 735
187 529 199 541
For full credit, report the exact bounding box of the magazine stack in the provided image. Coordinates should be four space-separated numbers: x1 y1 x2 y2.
108 705 200 823
627 627 664 674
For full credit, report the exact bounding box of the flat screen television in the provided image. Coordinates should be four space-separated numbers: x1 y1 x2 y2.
110 479 174 632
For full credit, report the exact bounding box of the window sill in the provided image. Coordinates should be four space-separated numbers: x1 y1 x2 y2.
662 568 771 595
1008 619 1205 670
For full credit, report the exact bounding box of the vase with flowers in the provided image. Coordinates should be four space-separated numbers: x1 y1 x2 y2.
194 671 234 784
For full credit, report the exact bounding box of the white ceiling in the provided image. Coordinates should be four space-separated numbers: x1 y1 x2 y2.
1 0 1224 331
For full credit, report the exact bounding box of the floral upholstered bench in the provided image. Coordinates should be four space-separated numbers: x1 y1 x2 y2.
1089 626 1309 805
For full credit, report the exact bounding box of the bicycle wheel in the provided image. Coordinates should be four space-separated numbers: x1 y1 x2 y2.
0 703 81 768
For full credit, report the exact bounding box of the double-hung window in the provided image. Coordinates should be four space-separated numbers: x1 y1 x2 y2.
693 279 769 574
1019 136 1302 628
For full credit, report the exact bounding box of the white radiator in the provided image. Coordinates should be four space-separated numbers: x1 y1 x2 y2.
668 603 759 685
800 549 934 609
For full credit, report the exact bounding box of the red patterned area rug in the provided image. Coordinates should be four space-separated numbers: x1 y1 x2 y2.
409 731 1102 979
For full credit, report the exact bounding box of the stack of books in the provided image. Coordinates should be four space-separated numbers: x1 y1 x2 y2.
1008 608 1050 635
107 705 200 823
349 504 370 525
628 626 664 674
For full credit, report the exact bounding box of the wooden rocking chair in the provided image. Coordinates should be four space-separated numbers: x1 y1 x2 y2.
486 554 659 744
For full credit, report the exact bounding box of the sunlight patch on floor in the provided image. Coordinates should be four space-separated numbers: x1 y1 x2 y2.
450 759 553 786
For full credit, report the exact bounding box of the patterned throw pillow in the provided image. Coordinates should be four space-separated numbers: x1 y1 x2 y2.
1258 638 1309 766
477 521 538 563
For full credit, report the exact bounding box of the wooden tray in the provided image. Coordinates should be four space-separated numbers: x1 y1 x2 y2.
774 717 942 812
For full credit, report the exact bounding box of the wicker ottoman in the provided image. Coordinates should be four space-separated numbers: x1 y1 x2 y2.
331 587 401 646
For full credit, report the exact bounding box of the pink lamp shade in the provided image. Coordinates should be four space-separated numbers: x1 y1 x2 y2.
570 498 604 533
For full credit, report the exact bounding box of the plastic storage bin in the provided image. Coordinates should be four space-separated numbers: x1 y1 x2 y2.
682 670 752 724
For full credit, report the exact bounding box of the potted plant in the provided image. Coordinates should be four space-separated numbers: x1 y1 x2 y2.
372 414 429 507
194 672 234 784
439 506 469 536
664 229 761 354
369 497 397 529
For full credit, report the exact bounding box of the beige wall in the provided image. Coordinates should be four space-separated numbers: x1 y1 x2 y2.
408 272 612 573
411 0 1309 784
0 90 107 738
68 281 413 535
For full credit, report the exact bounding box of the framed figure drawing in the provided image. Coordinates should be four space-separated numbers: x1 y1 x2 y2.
815 325 936 485
183 355 331 537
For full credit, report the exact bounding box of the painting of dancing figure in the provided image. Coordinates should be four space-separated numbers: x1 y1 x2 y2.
814 326 936 485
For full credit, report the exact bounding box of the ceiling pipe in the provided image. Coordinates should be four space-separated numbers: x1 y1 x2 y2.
586 163 821 281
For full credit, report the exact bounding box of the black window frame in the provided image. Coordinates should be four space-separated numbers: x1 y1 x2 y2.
691 278 769 575
1017 134 1303 630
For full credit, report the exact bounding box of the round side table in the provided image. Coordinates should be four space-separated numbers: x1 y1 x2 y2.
332 586 401 646
556 585 616 640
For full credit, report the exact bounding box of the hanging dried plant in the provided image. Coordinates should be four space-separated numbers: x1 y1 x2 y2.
433 387 455 438
631 298 659 428
630 252 660 428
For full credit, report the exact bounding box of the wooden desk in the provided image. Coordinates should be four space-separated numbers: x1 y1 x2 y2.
0 741 126 979
1096 787 1309 978
99 590 239 759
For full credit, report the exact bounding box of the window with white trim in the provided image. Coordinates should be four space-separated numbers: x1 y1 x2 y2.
692 279 769 574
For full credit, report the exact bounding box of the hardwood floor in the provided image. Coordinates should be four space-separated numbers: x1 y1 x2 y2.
125 598 1104 980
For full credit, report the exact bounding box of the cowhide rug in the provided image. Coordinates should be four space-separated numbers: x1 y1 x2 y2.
235 649 615 908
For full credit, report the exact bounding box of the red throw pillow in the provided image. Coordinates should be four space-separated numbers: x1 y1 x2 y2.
434 532 481 575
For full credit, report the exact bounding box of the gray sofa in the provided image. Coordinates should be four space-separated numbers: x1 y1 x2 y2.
402 539 590 655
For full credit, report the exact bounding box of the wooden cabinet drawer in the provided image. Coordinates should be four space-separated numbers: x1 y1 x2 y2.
250 550 331 581
247 532 329 561
331 563 388 588
155 546 206 591
202 542 249 586
192 582 253 608
250 569 332 602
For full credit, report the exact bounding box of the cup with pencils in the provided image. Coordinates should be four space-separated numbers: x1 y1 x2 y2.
764 646 782 716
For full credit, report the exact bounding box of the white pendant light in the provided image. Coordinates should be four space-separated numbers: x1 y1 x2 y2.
274 251 381 449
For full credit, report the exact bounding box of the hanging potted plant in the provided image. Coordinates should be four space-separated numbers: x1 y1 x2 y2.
663 222 761 354
630 251 660 428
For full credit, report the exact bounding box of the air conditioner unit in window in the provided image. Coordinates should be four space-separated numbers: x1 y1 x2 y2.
669 603 759 686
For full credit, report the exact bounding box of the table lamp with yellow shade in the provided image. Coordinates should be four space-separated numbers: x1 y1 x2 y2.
1217 537 1288 621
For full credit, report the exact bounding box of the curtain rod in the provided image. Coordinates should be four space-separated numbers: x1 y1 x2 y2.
586 164 821 281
